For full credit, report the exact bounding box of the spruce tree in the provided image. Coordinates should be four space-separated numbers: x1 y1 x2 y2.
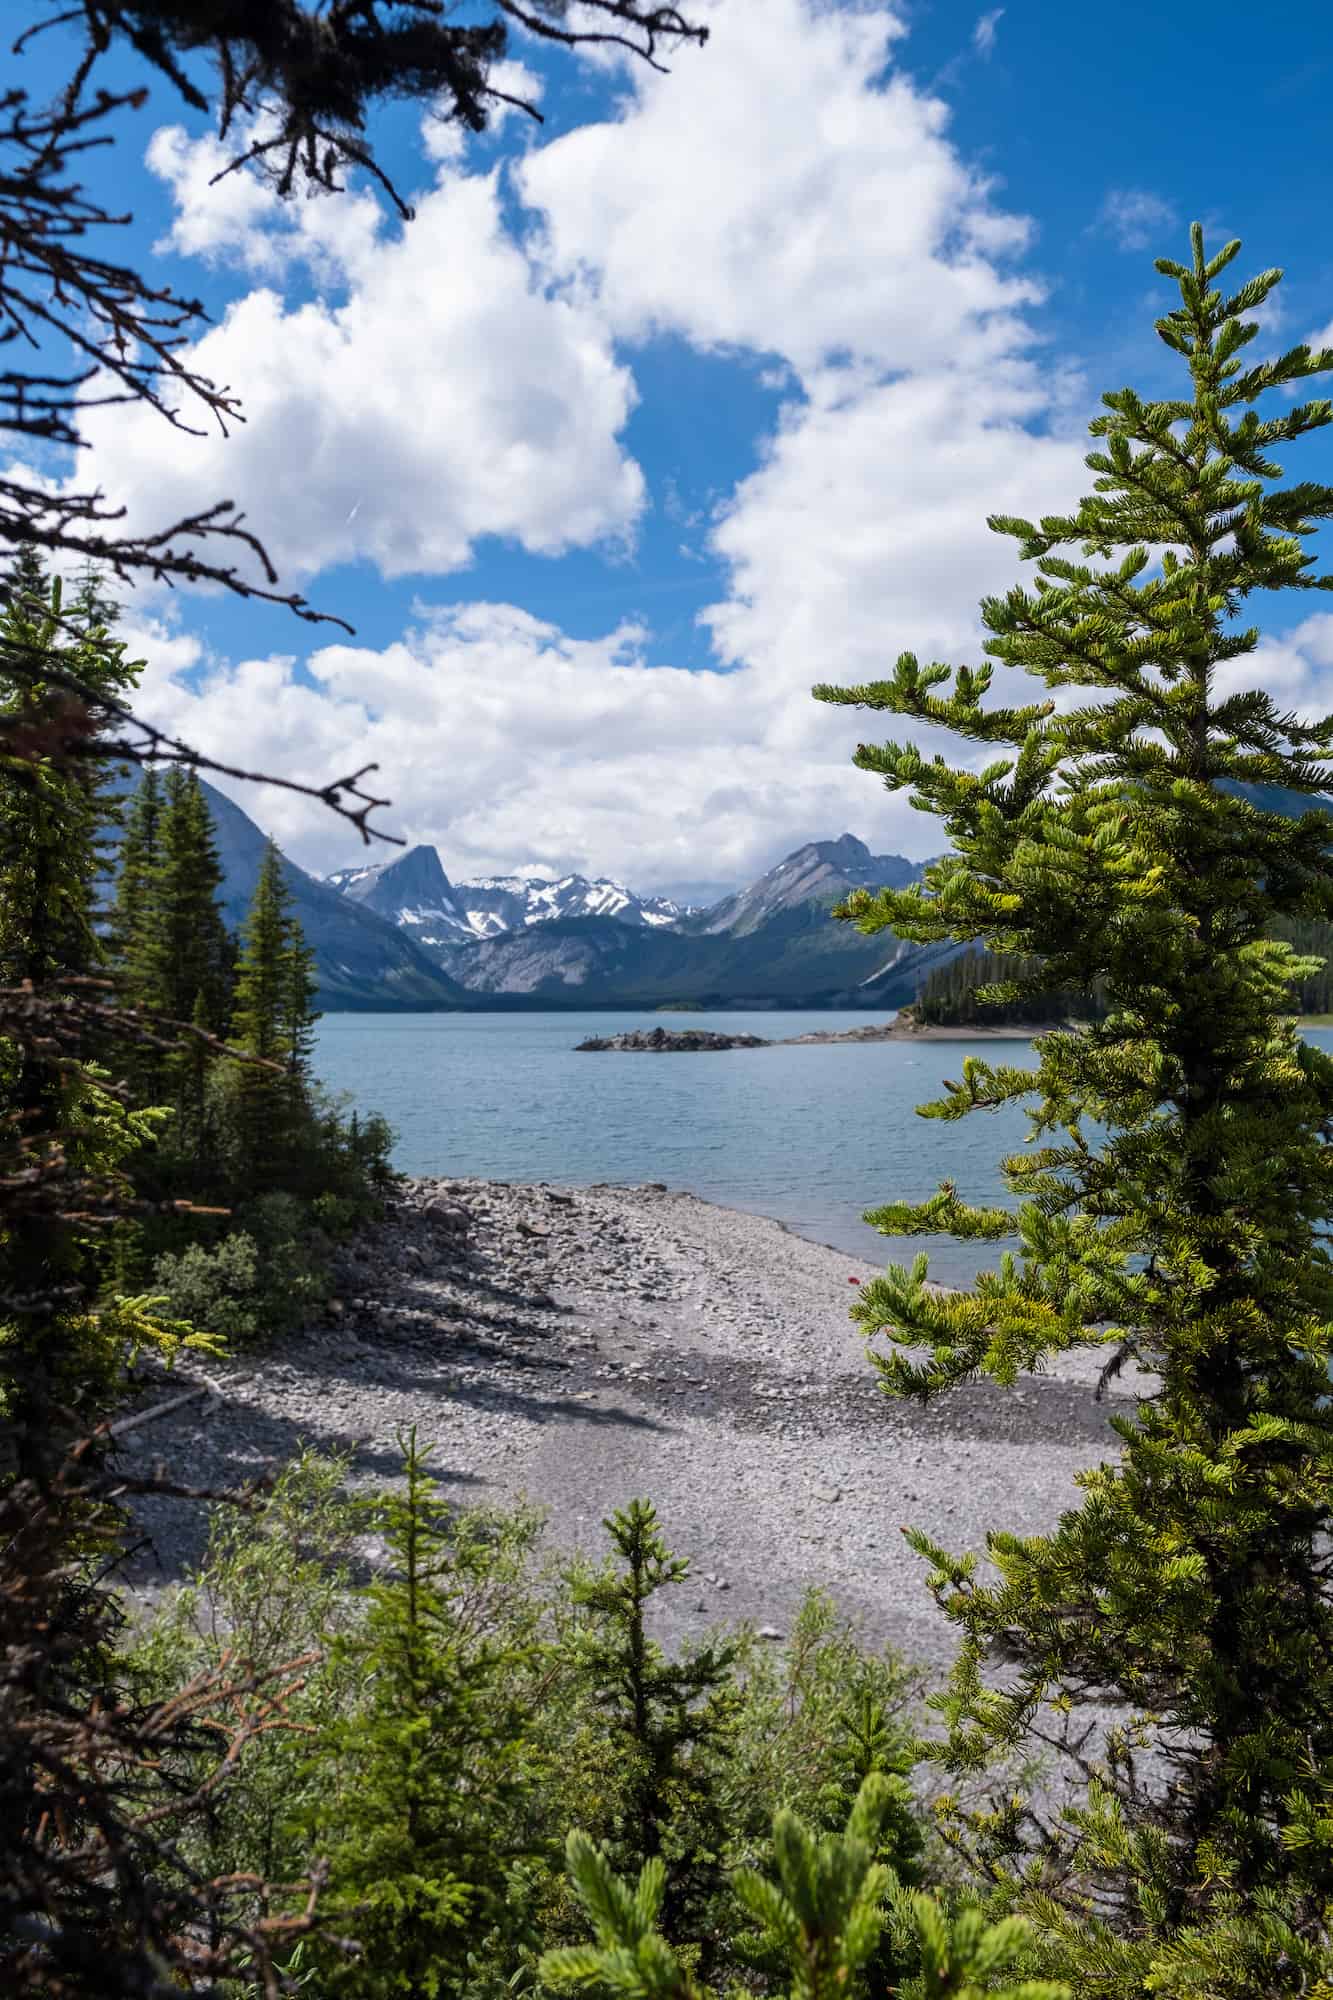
0 554 165 1473
110 762 163 976
814 227 1333 1994
231 843 289 1067
0 558 140 991
226 841 320 1188
137 770 232 1034
231 840 318 1077
302 1429 542 1999
571 1500 738 1952
2 542 49 620
281 900 319 1083
121 770 232 1125
543 1776 1069 2000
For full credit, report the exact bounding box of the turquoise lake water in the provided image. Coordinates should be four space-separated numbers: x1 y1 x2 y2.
312 1012 1333 1287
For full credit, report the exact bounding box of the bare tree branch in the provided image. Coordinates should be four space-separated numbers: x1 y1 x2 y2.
1 0 705 824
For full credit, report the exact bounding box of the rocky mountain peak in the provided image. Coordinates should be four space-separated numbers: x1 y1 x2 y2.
337 842 453 907
691 834 923 938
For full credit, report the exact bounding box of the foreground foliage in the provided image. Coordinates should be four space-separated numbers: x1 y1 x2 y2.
130 1452 944 1999
544 1777 1069 2000
817 226 1333 1992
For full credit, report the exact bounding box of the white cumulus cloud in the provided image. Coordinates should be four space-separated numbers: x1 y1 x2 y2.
75 136 645 585
104 0 1251 891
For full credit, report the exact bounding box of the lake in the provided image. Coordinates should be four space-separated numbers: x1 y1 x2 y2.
313 1011 1333 1287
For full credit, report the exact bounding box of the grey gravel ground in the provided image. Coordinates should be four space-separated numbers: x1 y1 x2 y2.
119 1178 1138 1670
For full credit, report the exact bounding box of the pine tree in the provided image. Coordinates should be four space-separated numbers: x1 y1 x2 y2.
302 1428 542 1999
138 771 232 1032
815 227 1333 1994
224 841 320 1192
542 1776 1069 2000
120 770 232 1125
231 843 289 1067
0 557 139 991
110 762 163 975
231 841 319 1076
281 901 319 1082
1 542 49 621
0 557 189 1475
571 1500 738 1953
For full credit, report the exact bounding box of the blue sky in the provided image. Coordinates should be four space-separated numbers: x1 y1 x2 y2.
17 0 1333 898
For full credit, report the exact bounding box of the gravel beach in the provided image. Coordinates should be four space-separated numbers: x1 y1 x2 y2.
119 1178 1137 1671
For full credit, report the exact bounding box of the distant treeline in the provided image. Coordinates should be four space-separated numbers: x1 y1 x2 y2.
915 920 1333 1025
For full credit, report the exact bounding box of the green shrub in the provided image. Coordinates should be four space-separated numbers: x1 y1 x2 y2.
150 1232 266 1344
150 1199 328 1345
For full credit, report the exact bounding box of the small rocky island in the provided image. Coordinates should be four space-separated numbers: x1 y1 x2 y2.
576 1026 771 1051
575 1020 911 1051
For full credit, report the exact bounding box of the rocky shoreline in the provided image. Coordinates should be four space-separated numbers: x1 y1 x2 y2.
118 1178 1135 1670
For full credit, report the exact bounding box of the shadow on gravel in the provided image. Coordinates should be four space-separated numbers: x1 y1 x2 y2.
117 1359 667 1593
648 1355 1138 1449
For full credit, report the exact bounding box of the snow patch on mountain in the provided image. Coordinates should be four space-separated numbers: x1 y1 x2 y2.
329 851 692 944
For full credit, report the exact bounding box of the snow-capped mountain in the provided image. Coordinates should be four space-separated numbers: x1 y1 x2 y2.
328 847 691 951
460 873 687 939
328 844 478 950
321 832 947 1003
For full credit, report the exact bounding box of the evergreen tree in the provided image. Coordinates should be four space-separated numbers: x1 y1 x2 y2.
571 1500 738 1954
65 559 122 642
134 770 232 1033
543 1776 1069 2000
281 900 319 1082
302 1429 543 1999
1 542 49 621
814 227 1333 1993
231 840 319 1076
119 769 232 1127
0 558 139 991
0 554 169 1475
231 842 289 1067
110 762 163 975
224 841 320 1192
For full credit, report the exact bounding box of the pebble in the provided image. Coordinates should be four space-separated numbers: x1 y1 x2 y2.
117 1174 1142 1679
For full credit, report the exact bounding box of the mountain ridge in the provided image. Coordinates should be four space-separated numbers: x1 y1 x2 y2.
192 781 470 1012
329 847 691 948
360 831 948 1008
185 782 1333 1013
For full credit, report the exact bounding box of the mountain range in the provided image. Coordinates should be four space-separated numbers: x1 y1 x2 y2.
178 777 953 1010
183 779 1333 1012
327 844 688 949
318 829 956 1008
194 781 467 1011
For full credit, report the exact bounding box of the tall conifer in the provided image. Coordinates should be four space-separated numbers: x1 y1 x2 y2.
231 842 317 1071
111 763 163 977
230 843 288 1067
226 841 320 1186
571 1499 738 1952
816 228 1333 1993
133 771 232 1050
0 558 139 990
0 555 163 1473
281 901 319 1083
303 1430 541 1999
